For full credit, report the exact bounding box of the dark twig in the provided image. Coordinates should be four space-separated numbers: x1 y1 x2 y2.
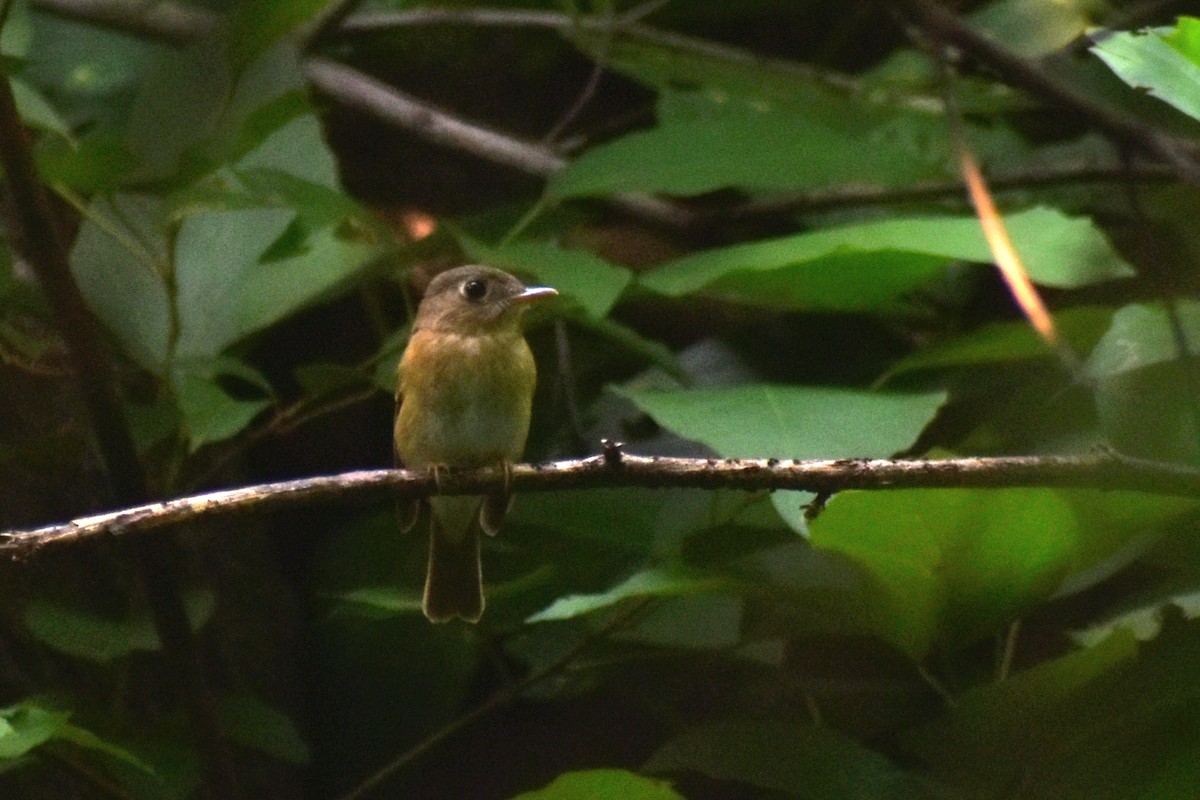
5 453 1200 554
892 0 1200 184
724 161 1176 218
302 56 697 229
0 58 239 800
31 0 217 44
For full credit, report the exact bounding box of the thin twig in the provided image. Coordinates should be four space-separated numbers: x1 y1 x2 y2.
31 0 217 44
723 161 1176 218
302 56 697 229
892 0 1200 184
5 453 1200 554
338 597 655 800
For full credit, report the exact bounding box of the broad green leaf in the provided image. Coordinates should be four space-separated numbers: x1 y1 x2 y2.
550 102 939 198
173 207 380 359
883 306 1113 381
0 701 69 759
461 238 632 320
810 489 1072 655
528 568 732 623
217 693 309 765
613 384 945 460
1088 302 1200 463
234 113 339 191
512 769 683 800
640 207 1133 311
645 719 924 800
1092 19 1200 123
615 383 945 534
1087 301 1200 379
810 488 1197 657
24 590 215 662
71 194 171 372
170 356 273 450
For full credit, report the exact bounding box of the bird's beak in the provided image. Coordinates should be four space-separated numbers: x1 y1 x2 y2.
514 286 558 304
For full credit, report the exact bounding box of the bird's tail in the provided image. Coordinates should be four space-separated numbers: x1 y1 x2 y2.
423 496 484 623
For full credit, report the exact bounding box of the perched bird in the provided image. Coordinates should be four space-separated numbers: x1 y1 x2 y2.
394 265 557 622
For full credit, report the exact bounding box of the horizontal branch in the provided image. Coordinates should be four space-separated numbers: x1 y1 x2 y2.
5 452 1199 555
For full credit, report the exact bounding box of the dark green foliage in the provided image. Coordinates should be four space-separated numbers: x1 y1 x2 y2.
3 2 1200 799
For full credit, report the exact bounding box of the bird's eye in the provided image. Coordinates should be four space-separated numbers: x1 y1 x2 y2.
461 279 487 301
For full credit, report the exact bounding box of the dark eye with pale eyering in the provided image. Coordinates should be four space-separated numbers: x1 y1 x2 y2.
461 279 487 301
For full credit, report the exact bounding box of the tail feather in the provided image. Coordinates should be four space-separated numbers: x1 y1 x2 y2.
423 498 484 623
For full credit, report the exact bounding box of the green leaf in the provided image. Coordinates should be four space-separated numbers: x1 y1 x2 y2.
640 206 1133 311
461 237 632 319
1088 302 1200 463
645 719 925 799
550 100 939 197
512 769 683 800
1092 19 1200 123
883 306 1113 381
173 207 381 359
24 590 216 663
1087 301 1200 379
615 383 945 535
614 384 945 460
170 356 273 450
0 701 69 759
227 0 337 71
71 194 172 372
12 76 70 135
217 693 309 765
809 488 1197 656
527 568 732 623
323 586 421 619
55 723 156 775
1165 16 1200 67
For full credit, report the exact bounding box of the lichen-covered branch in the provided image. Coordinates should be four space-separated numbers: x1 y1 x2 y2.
5 452 1198 555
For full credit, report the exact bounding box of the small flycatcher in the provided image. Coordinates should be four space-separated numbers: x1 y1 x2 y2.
394 265 557 623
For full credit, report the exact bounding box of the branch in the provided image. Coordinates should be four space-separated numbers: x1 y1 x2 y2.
31 0 217 43
5 453 1199 555
724 160 1177 218
302 56 698 229
892 0 1200 185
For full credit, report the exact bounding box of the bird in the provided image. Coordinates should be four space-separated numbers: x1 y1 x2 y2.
394 264 557 623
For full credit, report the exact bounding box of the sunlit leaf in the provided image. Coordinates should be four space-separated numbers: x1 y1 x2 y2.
0 701 68 760
1093 19 1200 123
884 306 1113 381
512 769 683 800
640 207 1133 311
528 568 733 623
